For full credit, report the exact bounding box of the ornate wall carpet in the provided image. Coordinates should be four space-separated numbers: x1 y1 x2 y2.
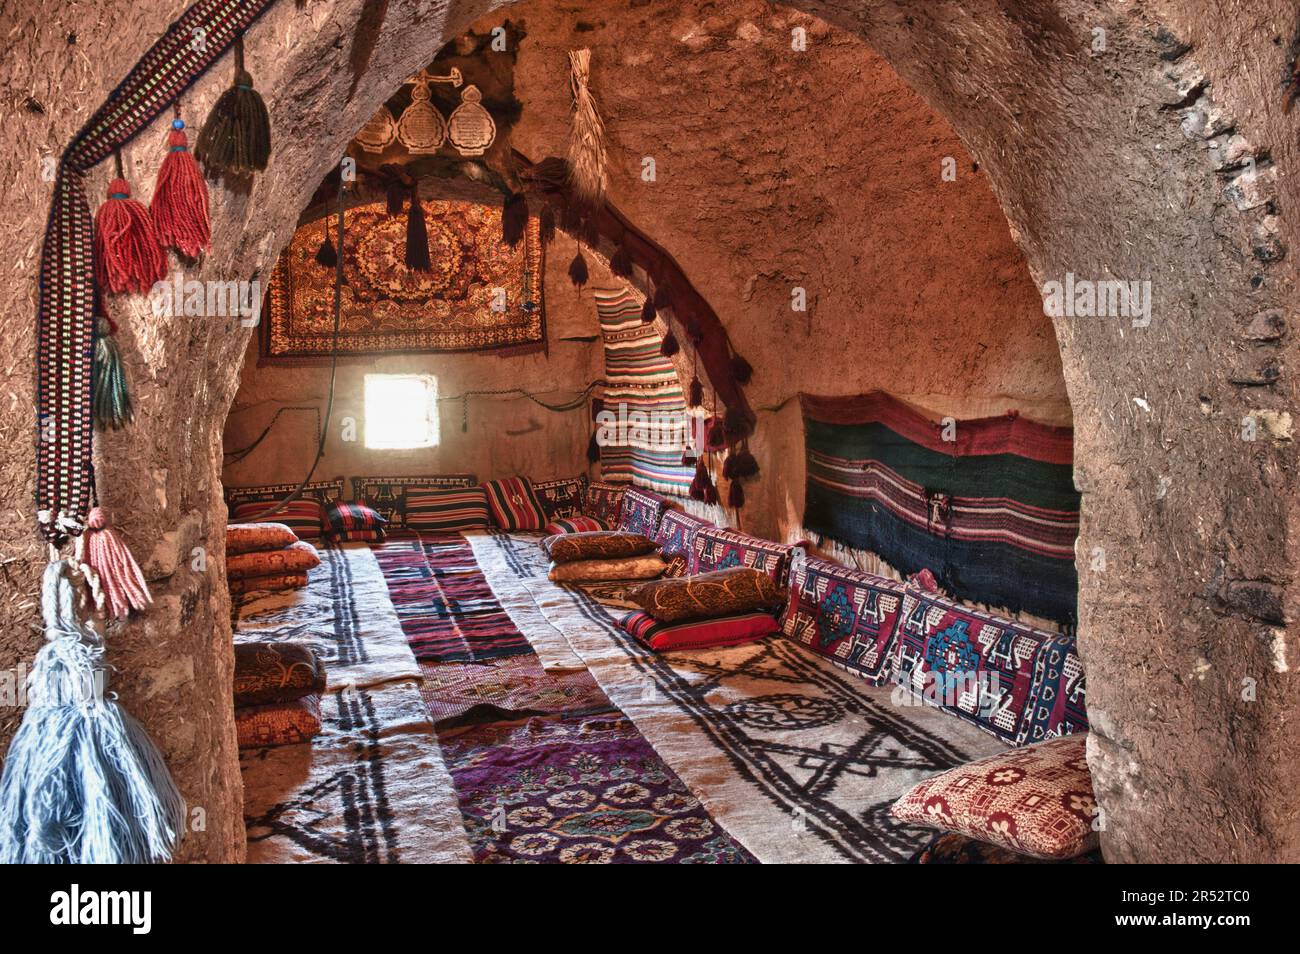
262 197 544 362
470 532 1007 864
437 709 755 863
800 392 1080 624
241 682 472 864
372 534 533 662
234 544 421 690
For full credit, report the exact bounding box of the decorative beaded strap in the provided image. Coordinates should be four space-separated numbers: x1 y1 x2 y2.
36 0 276 544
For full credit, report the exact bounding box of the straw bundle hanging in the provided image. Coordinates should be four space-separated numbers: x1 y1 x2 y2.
565 49 608 216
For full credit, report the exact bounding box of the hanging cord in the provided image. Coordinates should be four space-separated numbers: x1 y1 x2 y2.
243 173 346 521
222 405 321 464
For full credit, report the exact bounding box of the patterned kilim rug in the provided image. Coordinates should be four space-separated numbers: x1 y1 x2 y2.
241 682 472 864
469 532 1007 864
372 534 533 662
417 656 608 723
234 544 421 691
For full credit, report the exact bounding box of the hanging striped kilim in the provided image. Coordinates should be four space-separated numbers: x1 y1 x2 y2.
594 287 694 496
801 392 1080 624
35 0 277 544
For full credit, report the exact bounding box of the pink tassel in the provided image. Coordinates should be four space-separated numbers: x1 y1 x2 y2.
83 508 152 618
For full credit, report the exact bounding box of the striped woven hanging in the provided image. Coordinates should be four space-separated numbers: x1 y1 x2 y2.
36 0 277 545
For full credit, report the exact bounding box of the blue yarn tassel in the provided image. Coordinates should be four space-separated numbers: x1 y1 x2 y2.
0 561 185 863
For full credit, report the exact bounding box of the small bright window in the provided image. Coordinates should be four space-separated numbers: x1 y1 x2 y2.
364 374 439 449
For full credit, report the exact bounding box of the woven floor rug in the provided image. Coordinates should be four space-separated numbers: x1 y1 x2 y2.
373 535 533 662
234 544 421 691
417 656 608 723
471 531 1007 863
241 681 472 864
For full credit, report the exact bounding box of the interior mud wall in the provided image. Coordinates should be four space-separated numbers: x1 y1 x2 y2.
0 0 1296 864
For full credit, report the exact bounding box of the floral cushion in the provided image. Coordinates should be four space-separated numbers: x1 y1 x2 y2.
235 694 323 749
626 567 782 623
482 476 549 531
547 554 667 583
894 585 1088 746
615 487 668 538
618 610 780 652
226 522 298 555
583 480 626 528
691 526 796 587
406 487 491 532
780 555 906 686
542 531 657 564
543 516 607 535
226 540 321 581
652 509 713 577
891 733 1099 860
533 474 590 520
233 641 326 706
230 499 325 541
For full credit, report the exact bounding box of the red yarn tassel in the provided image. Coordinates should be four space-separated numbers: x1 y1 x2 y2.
96 178 167 294
81 508 152 619
150 121 210 258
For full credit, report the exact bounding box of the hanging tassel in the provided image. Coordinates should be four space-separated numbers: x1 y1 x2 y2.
609 241 633 279
731 353 753 385
81 509 152 620
702 480 719 506
94 177 167 295
195 38 271 177
724 406 753 442
660 332 679 357
0 561 184 864
565 49 608 215
688 378 703 408
689 458 709 501
502 192 528 248
722 453 738 480
641 297 656 324
539 205 557 245
587 430 601 464
706 419 727 449
315 226 338 267
729 448 759 479
728 479 745 509
406 182 431 271
385 178 406 216
150 119 210 258
568 250 589 289
653 283 672 310
93 319 132 431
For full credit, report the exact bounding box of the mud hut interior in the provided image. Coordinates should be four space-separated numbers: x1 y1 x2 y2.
0 0 1297 871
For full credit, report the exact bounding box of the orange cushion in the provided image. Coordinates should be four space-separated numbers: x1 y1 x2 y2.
226 522 298 555
227 541 321 581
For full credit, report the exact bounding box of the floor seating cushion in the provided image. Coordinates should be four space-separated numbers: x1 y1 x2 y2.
533 474 590 520
626 567 781 623
406 486 491 532
543 531 657 564
615 487 668 538
482 476 549 531
894 585 1088 746
324 501 387 540
229 572 309 596
350 474 477 529
327 528 386 543
583 480 626 528
226 479 344 540
619 609 780 652
780 556 907 686
226 522 298 555
652 509 713 577
227 540 322 580
891 733 1099 860
236 694 323 749
233 642 326 707
691 526 796 587
548 554 667 583
544 516 607 535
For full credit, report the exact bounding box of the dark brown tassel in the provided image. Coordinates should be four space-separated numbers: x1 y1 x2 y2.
587 430 600 463
195 39 271 177
609 242 633 278
641 298 656 324
539 206 556 245
724 406 753 441
706 419 726 449
568 250 589 289
315 228 338 267
502 192 527 248
722 453 737 480
731 353 753 385
386 178 406 215
703 480 719 505
728 480 745 509
660 332 679 357
653 283 671 310
406 182 431 271
688 378 703 408
730 449 759 478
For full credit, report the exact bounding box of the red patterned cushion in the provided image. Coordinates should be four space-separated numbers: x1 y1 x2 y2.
543 516 607 535
349 474 477 529
583 480 626 528
406 487 491 532
780 556 906 686
533 474 590 520
324 501 388 534
890 733 1098 860
327 528 386 543
227 540 322 580
652 509 713 578
616 487 668 538
895 586 1087 746
482 477 548 531
618 610 779 652
691 526 795 585
231 499 325 540
235 694 323 749
226 522 298 555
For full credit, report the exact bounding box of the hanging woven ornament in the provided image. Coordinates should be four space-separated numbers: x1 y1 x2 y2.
568 247 589 289
609 239 633 279
728 479 745 510
94 162 167 295
641 297 656 324
688 375 704 409
355 103 398 153
406 180 431 271
730 353 753 385
0 561 183 864
315 223 338 267
396 73 448 154
660 331 679 357
78 508 152 620
565 49 607 216
93 317 132 431
150 114 210 258
195 36 271 177
502 192 528 248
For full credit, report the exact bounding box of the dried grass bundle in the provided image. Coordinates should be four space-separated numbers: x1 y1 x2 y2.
566 49 608 215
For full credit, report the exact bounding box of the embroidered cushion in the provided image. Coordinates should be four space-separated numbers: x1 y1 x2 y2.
235 694 323 749
618 610 780 652
691 526 796 586
626 566 782 623
891 733 1099 860
231 499 326 541
229 571 310 597
406 487 491 532
543 516 607 535
324 501 388 535
894 586 1088 746
542 531 657 564
226 522 299 555
910 831 1103 865
533 474 590 519
327 528 386 544
583 480 626 528
227 540 322 581
233 642 326 706
780 556 907 686
350 474 477 528
547 554 667 583
615 487 668 538
482 476 549 531
652 509 713 577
